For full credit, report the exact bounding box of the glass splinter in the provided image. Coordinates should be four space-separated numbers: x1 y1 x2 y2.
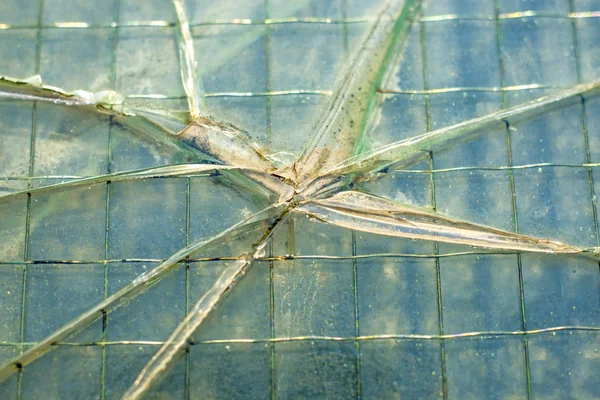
291 0 422 184
0 205 285 383
174 117 276 171
0 163 281 200
125 258 254 399
297 191 600 258
0 75 192 138
123 210 289 400
324 80 600 180
173 0 204 119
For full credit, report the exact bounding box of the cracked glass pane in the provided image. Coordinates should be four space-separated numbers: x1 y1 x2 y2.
0 0 599 399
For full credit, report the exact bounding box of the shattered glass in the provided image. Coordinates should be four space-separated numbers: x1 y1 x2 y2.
1 0 599 398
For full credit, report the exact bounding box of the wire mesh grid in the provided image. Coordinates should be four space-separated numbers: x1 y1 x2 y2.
0 0 599 398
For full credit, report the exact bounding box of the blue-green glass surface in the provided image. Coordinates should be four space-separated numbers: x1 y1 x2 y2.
0 0 599 398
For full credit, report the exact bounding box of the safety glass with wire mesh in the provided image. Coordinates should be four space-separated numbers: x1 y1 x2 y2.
0 0 599 399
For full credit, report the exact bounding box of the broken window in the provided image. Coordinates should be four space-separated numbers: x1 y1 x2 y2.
0 0 599 398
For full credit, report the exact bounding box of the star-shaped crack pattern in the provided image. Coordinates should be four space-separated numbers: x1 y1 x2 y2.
0 0 599 398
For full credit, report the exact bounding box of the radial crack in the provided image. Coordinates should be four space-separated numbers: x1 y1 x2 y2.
172 0 204 119
0 205 285 382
